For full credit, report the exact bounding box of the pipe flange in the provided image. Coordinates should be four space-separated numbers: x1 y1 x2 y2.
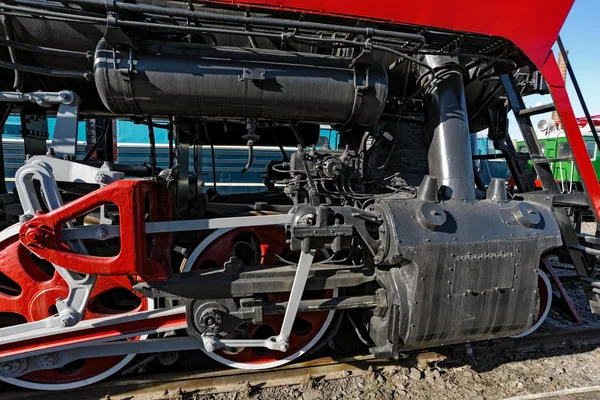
512 202 541 228
416 202 446 230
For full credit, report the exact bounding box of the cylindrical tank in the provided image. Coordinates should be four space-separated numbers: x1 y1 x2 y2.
94 40 388 125
420 55 475 201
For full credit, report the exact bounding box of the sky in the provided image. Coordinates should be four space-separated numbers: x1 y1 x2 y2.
508 0 600 139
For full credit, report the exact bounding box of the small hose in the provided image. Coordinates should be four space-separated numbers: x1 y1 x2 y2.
241 140 254 174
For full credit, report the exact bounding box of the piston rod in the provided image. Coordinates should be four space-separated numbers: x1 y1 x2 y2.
61 214 294 241
264 295 383 314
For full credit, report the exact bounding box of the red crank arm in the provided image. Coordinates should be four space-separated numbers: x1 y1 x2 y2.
18 180 172 281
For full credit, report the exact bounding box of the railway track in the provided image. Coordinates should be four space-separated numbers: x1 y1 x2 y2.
4 325 600 400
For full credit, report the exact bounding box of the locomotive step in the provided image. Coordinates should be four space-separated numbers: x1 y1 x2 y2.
518 103 556 117
533 156 576 163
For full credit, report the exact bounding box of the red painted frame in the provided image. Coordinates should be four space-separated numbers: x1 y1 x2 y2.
19 180 172 281
204 0 573 68
542 54 600 217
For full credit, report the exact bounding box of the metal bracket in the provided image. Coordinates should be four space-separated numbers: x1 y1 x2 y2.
239 67 266 82
0 90 80 159
26 156 124 186
118 47 135 80
104 10 132 47
53 97 80 160
0 162 97 340
350 37 374 67
18 179 173 281
288 205 382 256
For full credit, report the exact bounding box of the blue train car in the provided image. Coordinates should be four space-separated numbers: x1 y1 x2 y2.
2 116 338 194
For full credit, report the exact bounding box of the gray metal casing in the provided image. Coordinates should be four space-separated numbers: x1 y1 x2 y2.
370 197 562 351
94 40 388 125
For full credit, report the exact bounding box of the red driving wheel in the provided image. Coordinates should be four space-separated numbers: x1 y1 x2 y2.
0 234 150 390
185 226 336 369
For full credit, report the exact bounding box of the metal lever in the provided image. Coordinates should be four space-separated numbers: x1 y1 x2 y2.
202 249 316 353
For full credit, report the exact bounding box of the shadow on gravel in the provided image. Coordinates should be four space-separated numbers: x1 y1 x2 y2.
432 339 600 375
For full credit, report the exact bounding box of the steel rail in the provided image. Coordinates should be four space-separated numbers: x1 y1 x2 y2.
4 325 600 400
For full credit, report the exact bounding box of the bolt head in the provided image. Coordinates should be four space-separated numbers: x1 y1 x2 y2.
38 353 57 368
25 228 43 244
279 341 289 352
60 312 77 327
96 227 108 239
19 214 34 224
0 359 26 376
95 172 109 184
59 91 73 104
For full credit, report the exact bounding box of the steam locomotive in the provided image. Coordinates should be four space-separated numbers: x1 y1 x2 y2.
0 0 597 391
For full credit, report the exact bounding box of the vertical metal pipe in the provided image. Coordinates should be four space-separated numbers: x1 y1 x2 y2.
105 119 115 163
0 105 10 194
147 116 157 177
420 56 474 201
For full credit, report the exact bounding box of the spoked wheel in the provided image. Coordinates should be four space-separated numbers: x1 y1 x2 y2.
182 226 337 369
511 270 552 338
0 229 151 390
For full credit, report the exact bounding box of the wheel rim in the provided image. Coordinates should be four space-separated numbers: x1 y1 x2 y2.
511 270 552 338
182 226 337 369
0 233 151 390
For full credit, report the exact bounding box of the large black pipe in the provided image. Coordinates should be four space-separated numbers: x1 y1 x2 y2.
94 40 388 125
420 56 474 201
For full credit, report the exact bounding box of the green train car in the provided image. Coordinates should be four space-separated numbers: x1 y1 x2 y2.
516 117 600 192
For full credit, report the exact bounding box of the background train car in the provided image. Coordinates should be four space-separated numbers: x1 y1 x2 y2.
2 116 339 194
516 116 600 193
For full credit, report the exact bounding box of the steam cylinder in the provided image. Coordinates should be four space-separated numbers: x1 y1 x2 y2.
94 40 388 125
420 56 475 201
